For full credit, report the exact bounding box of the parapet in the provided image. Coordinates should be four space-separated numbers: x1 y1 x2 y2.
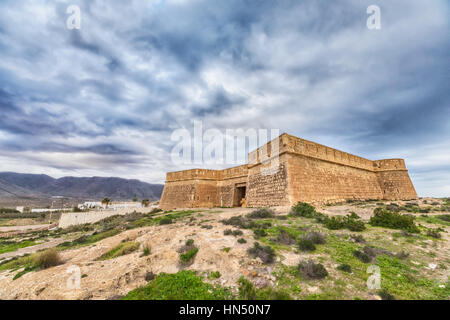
373 159 407 171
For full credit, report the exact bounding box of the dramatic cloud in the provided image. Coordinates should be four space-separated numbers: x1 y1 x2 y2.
0 0 449 196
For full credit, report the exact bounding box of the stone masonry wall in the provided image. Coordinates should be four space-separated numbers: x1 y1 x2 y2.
159 134 418 209
286 153 384 204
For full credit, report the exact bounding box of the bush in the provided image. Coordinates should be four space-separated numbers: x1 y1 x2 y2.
378 289 396 300
246 208 275 219
180 248 199 264
323 214 365 232
159 218 173 225
369 208 419 233
238 277 257 299
253 228 267 238
438 214 450 222
426 229 441 239
353 250 372 263
298 238 316 252
273 229 296 245
290 202 316 218
304 231 326 244
337 264 352 273
224 229 243 236
350 234 366 243
237 238 247 244
298 260 328 279
247 242 275 264
142 245 151 256
97 241 140 260
179 239 198 265
34 249 62 269
237 277 292 300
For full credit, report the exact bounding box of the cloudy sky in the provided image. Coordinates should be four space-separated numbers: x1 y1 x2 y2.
0 0 449 196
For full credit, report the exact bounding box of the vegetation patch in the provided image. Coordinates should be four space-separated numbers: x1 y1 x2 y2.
58 229 121 249
0 248 62 280
247 242 275 264
0 240 37 255
297 260 328 279
178 239 199 266
122 270 233 300
337 264 352 273
246 208 275 219
298 238 316 252
238 277 292 300
369 208 419 233
97 241 140 260
223 229 243 236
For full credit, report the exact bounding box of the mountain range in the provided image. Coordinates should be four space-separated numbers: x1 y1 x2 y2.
0 172 164 201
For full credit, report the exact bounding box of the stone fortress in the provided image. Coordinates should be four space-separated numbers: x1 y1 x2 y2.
159 133 418 210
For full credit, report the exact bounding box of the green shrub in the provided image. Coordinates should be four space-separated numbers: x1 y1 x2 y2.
247 242 275 264
224 229 243 236
246 208 275 219
253 228 267 238
238 277 257 299
378 289 396 300
298 260 328 279
3 248 62 279
34 248 62 269
237 277 292 300
298 238 316 252
122 271 232 300
305 231 326 244
159 218 173 225
290 202 316 218
97 241 140 260
208 271 221 279
353 250 372 263
180 248 199 264
237 238 247 244
179 239 198 265
272 228 296 245
142 245 151 256
426 229 441 239
323 214 365 231
337 264 352 273
369 208 419 233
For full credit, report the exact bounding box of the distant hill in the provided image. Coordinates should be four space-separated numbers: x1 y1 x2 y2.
0 172 164 201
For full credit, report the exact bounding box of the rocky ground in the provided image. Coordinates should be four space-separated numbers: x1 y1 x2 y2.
0 198 448 300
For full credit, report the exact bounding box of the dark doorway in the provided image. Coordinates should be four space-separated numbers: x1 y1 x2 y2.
234 186 246 207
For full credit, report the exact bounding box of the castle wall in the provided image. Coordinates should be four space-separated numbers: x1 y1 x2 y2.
374 159 418 200
159 134 418 209
246 154 290 207
286 153 384 204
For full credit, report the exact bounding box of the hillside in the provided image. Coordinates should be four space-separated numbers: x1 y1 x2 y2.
0 172 163 201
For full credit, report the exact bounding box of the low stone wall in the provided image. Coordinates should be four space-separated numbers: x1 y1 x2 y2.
58 208 150 229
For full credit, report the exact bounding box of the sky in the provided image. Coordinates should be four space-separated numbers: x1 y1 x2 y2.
0 0 449 197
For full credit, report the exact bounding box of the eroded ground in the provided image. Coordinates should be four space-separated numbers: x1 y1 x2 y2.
0 198 448 300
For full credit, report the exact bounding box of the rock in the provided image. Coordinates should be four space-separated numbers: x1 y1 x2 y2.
254 277 269 288
145 271 155 281
428 263 437 270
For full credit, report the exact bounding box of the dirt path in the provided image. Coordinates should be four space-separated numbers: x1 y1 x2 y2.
0 224 52 233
